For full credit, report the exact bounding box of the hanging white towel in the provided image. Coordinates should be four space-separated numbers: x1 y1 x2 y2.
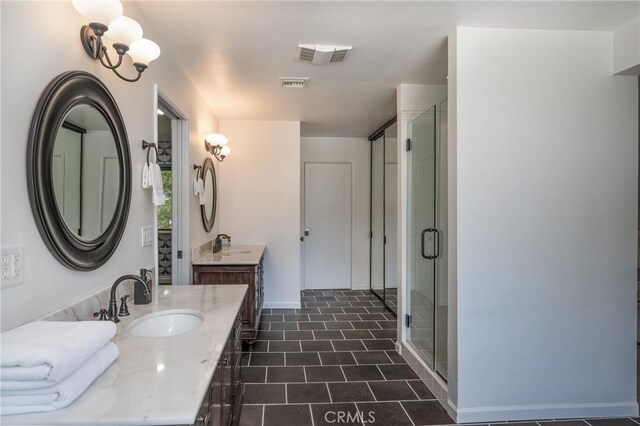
0 321 116 385
193 178 205 205
149 162 166 206
193 177 203 197
0 343 119 415
142 163 152 188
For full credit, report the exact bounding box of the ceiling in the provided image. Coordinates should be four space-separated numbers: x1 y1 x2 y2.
137 1 639 137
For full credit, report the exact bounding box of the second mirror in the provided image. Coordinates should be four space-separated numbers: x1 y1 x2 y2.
199 157 217 232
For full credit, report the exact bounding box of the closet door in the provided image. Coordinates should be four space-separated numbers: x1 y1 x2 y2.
383 123 398 313
370 135 385 300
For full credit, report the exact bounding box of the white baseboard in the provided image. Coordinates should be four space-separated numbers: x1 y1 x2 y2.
351 284 370 290
453 401 639 424
263 301 302 309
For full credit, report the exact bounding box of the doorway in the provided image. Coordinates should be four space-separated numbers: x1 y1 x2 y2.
303 162 352 289
154 90 188 286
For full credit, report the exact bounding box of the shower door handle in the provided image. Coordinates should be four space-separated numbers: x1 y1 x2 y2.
421 228 440 260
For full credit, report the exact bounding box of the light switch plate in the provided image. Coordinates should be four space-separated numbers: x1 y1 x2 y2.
1 246 24 288
141 226 153 248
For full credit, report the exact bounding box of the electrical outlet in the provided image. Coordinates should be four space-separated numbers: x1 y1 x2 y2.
141 226 153 248
1 246 24 288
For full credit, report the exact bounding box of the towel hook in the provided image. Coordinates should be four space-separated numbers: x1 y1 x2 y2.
193 164 202 176
142 140 158 166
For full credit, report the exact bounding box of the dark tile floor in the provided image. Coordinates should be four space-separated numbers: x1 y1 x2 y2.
238 289 640 426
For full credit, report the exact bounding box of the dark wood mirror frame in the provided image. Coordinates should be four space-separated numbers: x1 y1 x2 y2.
200 157 217 232
27 71 132 271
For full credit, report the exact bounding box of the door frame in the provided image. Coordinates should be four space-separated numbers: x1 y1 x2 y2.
301 161 355 290
153 86 190 286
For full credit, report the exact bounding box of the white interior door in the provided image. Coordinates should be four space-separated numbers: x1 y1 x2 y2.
304 162 352 289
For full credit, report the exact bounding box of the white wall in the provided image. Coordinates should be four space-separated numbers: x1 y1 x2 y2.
0 1 219 331
301 137 370 290
219 120 301 308
613 19 640 75
450 27 638 422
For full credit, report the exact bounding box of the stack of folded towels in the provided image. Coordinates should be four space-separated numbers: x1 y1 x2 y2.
0 321 119 416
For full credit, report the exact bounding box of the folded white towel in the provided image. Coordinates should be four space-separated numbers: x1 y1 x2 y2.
0 321 116 384
0 343 119 415
150 162 166 206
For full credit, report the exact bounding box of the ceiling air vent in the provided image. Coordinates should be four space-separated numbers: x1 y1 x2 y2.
296 44 352 65
280 77 309 89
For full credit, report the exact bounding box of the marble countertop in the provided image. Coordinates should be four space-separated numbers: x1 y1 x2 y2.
4 284 248 425
192 244 265 266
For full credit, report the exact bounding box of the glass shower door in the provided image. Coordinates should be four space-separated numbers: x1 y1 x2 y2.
407 106 438 371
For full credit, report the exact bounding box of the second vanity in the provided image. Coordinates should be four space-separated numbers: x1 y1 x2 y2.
4 285 247 426
192 244 265 344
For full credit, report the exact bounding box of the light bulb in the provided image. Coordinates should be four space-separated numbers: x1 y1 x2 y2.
220 146 231 156
127 38 161 66
72 0 123 24
105 16 142 47
204 134 229 146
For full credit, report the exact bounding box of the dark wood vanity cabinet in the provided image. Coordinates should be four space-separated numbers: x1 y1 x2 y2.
193 310 243 426
193 258 264 344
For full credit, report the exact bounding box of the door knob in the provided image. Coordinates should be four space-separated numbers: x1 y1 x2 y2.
304 229 310 236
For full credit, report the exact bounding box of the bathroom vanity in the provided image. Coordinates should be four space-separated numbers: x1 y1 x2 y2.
192 245 265 344
3 285 247 425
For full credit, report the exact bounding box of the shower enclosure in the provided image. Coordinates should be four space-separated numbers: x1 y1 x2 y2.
406 100 448 380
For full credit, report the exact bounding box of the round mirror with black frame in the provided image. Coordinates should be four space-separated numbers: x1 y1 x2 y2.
200 157 217 232
27 71 131 271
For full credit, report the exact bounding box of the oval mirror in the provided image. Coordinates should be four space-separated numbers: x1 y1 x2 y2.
200 158 216 232
28 71 131 271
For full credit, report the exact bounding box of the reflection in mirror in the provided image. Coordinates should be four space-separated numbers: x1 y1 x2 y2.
204 168 214 218
52 105 120 241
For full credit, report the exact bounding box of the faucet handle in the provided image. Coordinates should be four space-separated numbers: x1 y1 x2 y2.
139 268 152 282
93 309 109 321
118 295 130 317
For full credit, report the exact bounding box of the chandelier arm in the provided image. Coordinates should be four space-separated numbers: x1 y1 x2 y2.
99 47 125 70
110 67 143 83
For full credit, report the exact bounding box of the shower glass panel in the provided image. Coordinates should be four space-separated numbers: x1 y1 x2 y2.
370 134 385 300
407 101 447 381
434 99 448 379
384 122 398 312
407 106 437 369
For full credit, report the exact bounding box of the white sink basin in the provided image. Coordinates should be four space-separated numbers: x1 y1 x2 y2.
223 250 251 255
128 309 204 338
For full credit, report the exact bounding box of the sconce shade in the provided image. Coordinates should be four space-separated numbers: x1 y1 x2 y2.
127 38 161 66
204 133 229 146
220 146 231 156
105 16 143 46
72 0 122 24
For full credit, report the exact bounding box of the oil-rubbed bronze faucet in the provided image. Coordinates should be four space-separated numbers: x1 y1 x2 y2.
108 274 151 323
213 234 231 253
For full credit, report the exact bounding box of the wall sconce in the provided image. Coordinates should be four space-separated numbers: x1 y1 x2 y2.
72 0 161 82
204 134 231 162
